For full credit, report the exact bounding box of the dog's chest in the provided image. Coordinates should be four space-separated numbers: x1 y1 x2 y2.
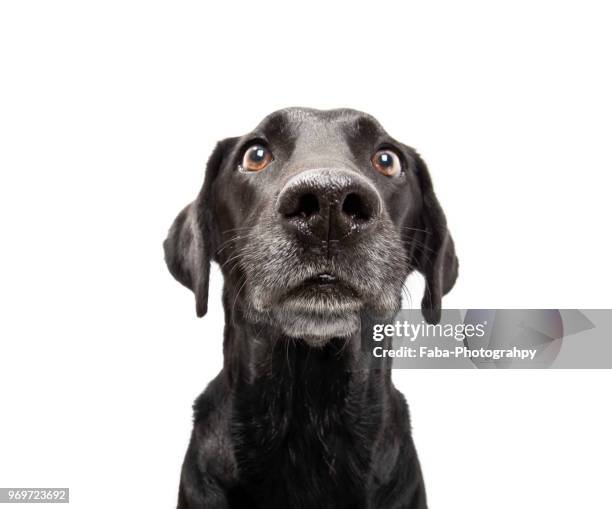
230 375 378 508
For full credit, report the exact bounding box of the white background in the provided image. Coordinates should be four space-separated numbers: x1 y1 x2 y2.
1 1 611 508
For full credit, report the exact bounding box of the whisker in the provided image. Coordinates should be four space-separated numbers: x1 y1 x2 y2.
230 275 249 318
215 232 262 254
220 226 257 235
399 226 431 234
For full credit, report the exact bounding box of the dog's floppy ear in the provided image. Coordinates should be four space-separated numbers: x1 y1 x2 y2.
163 138 236 317
411 151 458 324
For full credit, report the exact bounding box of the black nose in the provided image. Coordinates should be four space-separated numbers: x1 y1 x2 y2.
277 169 381 243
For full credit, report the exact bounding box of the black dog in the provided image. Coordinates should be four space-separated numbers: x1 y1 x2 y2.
164 108 458 508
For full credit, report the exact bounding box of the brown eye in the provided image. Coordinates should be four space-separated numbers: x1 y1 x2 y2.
371 149 401 177
241 144 273 172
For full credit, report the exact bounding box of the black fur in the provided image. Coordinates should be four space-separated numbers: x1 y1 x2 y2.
164 108 457 508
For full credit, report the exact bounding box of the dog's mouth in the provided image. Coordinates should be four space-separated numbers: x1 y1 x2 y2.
274 272 363 317
308 273 338 286
268 272 363 343
249 261 400 343
286 272 360 299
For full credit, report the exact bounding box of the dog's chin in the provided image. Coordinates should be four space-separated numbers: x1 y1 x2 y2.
273 308 361 347
248 277 401 347
270 293 362 347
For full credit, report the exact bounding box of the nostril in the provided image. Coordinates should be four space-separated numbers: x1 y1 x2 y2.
342 193 372 222
284 192 320 219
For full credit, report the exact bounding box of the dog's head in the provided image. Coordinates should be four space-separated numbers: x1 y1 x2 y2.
164 108 458 346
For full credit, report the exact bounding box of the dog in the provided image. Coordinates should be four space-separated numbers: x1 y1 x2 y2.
164 107 458 508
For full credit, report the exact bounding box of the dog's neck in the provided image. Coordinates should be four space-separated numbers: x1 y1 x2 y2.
223 305 391 387
216 300 398 503
221 304 394 418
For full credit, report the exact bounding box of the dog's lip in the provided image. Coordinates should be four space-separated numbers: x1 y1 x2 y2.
289 273 360 297
305 273 339 286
